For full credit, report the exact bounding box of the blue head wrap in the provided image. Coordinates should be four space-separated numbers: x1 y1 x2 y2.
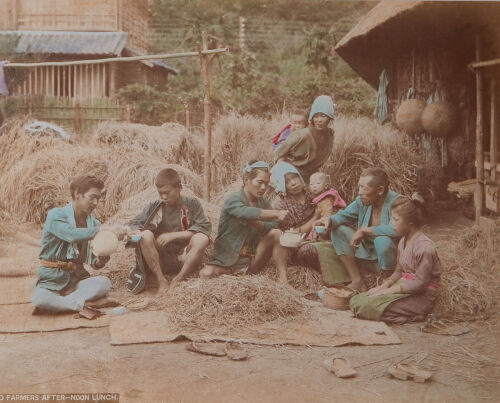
243 161 270 173
271 161 305 193
308 95 335 122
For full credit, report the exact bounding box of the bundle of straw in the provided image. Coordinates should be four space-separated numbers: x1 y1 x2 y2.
91 121 204 174
324 115 439 202
0 116 68 174
211 112 286 195
1 145 108 223
434 227 497 320
153 276 309 332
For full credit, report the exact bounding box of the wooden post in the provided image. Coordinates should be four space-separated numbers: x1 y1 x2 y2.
491 79 497 182
201 31 212 200
74 100 82 135
125 104 131 122
185 105 190 128
109 62 117 98
474 35 485 224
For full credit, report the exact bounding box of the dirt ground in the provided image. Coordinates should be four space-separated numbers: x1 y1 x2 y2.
1 212 500 403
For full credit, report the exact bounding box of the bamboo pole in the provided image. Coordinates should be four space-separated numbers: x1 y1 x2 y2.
474 35 485 224
201 32 212 201
469 58 500 70
491 80 497 182
3 48 228 68
109 63 116 98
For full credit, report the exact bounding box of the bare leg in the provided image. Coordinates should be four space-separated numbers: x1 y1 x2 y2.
139 230 170 292
170 233 209 287
199 264 233 279
338 255 367 292
248 229 288 284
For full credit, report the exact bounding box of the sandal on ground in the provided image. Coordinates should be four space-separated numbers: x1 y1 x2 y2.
86 297 121 309
387 363 432 383
322 357 357 378
186 341 227 357
225 342 249 361
74 306 103 320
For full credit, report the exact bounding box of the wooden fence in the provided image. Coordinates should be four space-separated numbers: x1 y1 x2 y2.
1 96 126 138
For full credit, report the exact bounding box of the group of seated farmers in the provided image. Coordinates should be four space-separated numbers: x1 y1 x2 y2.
32 95 441 325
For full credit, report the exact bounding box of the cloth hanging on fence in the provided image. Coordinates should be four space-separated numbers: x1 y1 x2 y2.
422 133 432 161
0 61 9 96
374 69 389 123
425 88 447 167
437 137 448 167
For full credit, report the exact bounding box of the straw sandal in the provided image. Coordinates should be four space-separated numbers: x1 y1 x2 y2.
225 343 248 361
86 297 120 309
323 357 357 378
186 341 227 357
387 363 432 383
74 306 104 320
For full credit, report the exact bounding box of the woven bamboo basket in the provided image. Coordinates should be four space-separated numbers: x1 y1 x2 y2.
396 99 426 134
421 102 457 137
322 286 355 310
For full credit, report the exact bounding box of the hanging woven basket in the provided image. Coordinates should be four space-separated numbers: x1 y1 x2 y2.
396 99 426 134
421 102 457 137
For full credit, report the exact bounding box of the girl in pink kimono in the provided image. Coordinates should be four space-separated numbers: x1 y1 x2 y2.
350 195 441 324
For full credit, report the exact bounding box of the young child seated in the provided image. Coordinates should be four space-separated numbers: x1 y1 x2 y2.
272 109 308 151
308 172 346 239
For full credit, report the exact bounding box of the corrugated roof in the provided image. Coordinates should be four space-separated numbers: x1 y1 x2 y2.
0 31 127 55
123 47 178 75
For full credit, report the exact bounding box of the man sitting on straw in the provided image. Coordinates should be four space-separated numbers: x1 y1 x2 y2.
31 175 125 318
128 168 211 292
317 167 402 292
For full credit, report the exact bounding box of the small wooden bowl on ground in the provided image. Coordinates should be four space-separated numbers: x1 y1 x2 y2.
322 286 355 310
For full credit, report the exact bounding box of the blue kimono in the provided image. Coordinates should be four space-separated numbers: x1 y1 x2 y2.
330 190 402 271
35 203 100 291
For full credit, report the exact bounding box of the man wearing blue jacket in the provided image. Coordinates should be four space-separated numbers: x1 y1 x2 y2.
318 167 401 292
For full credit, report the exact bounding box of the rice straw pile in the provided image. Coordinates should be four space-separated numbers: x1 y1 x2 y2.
0 117 69 174
434 227 498 320
91 121 204 173
324 115 440 202
1 145 108 223
150 275 309 332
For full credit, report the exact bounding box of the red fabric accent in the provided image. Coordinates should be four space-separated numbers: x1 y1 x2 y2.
181 206 189 231
312 189 347 209
273 124 291 144
401 272 438 290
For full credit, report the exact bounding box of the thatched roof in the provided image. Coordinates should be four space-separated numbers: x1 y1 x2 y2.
335 1 500 88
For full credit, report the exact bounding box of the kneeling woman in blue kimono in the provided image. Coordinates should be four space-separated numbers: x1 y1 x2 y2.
350 195 441 324
200 161 290 283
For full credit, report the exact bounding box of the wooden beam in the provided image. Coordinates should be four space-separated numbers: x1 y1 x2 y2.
3 48 228 68
474 35 485 224
469 58 500 70
491 80 497 182
201 31 212 201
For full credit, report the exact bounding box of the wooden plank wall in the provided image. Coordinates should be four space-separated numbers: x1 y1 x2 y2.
15 0 117 31
12 64 108 98
120 0 151 52
0 0 16 29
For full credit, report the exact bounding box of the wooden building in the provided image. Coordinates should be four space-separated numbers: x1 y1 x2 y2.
335 1 500 222
0 0 177 99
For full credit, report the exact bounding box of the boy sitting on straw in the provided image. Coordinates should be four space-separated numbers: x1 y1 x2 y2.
128 168 211 292
31 175 126 318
